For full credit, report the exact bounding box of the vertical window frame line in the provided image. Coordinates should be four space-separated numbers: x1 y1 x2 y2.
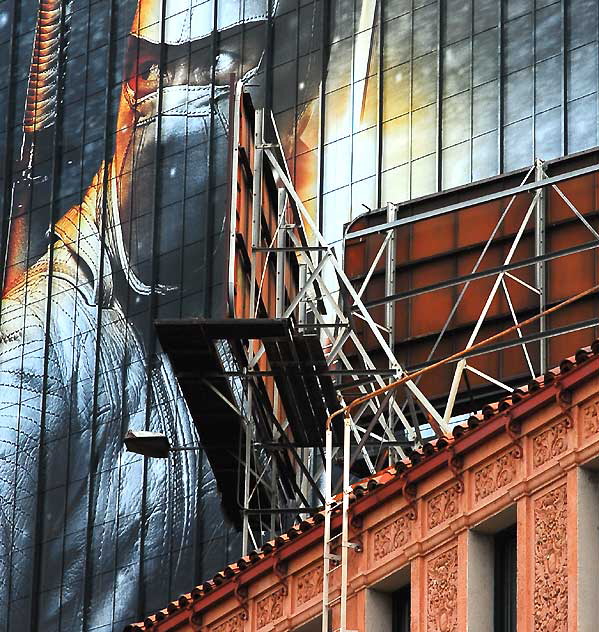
200 0 219 317
561 0 567 156
56 1 96 628
27 0 71 628
408 0 414 200
532 0 537 162
0 5 34 626
435 0 442 193
81 0 119 626
375 0 383 208
316 0 330 237
469 0 474 184
0 0 20 295
0 7 20 627
498 0 505 175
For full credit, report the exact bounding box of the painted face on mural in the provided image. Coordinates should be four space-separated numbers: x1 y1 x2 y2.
109 0 268 293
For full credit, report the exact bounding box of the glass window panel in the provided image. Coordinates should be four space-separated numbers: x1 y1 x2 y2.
504 67 533 124
412 52 437 107
383 14 411 70
443 40 471 97
473 81 498 136
382 163 410 202
473 28 499 86
504 117 533 171
442 140 471 189
352 127 377 181
354 73 379 130
274 10 298 66
474 0 499 33
567 43 598 101
535 4 562 62
325 86 351 143
272 60 298 113
504 14 533 73
535 55 563 113
354 29 376 81
383 0 411 21
382 114 410 171
330 0 353 42
506 0 533 21
412 104 437 158
567 0 598 49
299 3 322 56
413 3 438 58
326 37 352 92
472 130 499 180
323 137 352 193
411 153 437 198
444 0 471 45
351 176 376 217
382 63 411 121
322 186 351 243
442 91 471 147
535 106 562 161
297 54 320 104
567 93 598 153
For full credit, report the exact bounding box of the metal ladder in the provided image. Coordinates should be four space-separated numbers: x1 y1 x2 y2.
322 413 360 632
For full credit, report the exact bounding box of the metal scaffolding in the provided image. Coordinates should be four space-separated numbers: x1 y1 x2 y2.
163 84 599 632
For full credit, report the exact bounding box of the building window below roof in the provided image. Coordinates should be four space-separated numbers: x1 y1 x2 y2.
392 584 411 632
494 524 517 632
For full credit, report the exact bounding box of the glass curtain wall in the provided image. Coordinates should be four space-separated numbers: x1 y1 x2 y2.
0 0 597 630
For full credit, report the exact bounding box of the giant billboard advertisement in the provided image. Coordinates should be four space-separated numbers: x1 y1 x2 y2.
0 0 598 629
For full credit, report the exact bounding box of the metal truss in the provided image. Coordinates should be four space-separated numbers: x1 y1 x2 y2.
224 92 599 612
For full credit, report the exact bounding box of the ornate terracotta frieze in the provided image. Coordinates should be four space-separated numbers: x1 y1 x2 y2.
534 484 568 632
296 563 324 606
210 611 245 632
473 446 521 502
256 587 286 629
533 419 569 468
373 509 415 561
427 484 461 530
582 398 599 438
426 546 458 632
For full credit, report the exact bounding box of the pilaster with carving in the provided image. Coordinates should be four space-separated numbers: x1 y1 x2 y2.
426 546 458 632
533 484 567 632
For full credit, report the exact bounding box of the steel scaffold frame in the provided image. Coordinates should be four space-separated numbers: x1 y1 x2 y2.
224 85 599 632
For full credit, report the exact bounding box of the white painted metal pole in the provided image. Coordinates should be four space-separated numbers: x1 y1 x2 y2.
322 421 333 632
340 414 351 632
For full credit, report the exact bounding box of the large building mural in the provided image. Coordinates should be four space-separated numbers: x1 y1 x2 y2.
0 0 598 630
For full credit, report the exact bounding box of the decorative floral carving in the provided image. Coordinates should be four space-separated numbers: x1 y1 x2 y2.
211 612 245 632
534 484 568 632
426 547 458 632
473 447 521 502
582 398 599 437
296 564 323 605
373 511 413 561
427 484 461 529
533 420 569 467
256 587 286 629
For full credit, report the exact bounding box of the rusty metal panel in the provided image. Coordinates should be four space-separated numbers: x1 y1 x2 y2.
344 152 599 414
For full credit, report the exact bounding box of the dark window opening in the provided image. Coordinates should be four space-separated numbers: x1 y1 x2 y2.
494 525 517 632
392 584 411 632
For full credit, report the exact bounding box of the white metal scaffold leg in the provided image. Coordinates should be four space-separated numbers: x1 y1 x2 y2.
322 414 358 632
